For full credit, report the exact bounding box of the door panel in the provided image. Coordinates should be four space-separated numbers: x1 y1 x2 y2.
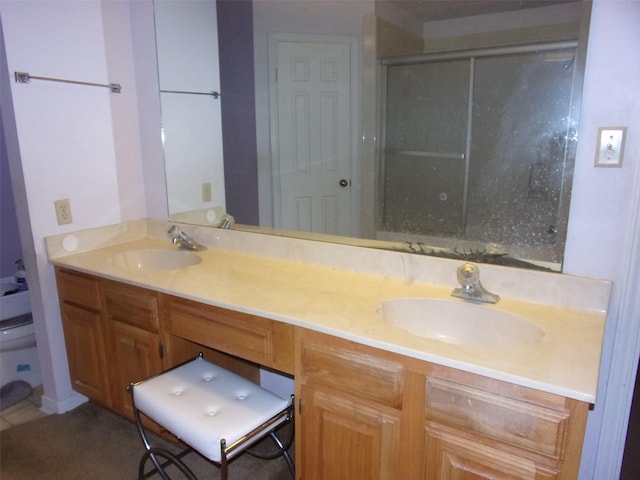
274 39 353 235
300 385 401 480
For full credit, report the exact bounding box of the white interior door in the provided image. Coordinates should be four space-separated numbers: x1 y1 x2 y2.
271 37 353 235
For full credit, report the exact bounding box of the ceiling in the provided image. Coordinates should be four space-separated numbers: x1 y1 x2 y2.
389 0 577 22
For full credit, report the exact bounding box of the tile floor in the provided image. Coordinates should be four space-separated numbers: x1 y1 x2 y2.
0 385 46 431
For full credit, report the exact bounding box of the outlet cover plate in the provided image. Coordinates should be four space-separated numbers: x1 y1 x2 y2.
202 182 212 202
54 198 73 225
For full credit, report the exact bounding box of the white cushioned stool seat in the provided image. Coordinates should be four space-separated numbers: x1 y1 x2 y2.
132 356 291 463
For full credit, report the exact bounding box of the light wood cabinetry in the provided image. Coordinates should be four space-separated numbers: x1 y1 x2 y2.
165 295 295 375
56 269 167 419
296 328 589 480
56 269 112 407
102 279 165 419
295 328 424 480
55 268 589 480
54 268 290 418
423 365 589 480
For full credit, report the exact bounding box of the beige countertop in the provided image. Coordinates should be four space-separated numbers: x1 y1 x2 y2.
47 220 610 404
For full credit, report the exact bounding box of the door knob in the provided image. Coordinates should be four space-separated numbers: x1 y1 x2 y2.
339 179 349 187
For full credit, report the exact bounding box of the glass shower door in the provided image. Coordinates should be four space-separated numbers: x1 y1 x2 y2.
468 49 577 258
381 59 470 235
380 45 577 264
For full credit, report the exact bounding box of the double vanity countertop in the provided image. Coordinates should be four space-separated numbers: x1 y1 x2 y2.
46 220 611 404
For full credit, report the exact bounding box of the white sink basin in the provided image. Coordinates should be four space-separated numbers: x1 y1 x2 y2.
380 298 544 348
112 249 201 271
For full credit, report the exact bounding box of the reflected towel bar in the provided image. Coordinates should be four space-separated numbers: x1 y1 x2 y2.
14 71 121 93
385 149 465 160
160 89 220 99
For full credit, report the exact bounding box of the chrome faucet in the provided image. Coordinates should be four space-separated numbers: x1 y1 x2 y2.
451 262 500 304
219 213 235 229
168 225 207 251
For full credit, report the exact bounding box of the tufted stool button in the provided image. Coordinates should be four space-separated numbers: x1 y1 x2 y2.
206 405 222 417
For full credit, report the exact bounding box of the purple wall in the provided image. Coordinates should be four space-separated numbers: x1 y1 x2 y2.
0 113 23 279
217 0 260 225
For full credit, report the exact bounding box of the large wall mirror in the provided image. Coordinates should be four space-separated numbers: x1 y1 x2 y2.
152 0 591 272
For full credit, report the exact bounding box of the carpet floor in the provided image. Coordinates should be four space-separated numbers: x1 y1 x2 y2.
0 402 293 479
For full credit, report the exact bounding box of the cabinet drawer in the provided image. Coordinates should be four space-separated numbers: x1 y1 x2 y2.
56 268 101 310
426 377 569 459
425 422 560 480
300 332 405 409
103 282 160 332
166 297 294 374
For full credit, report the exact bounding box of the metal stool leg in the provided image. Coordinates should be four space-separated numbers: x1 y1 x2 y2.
132 387 197 480
139 447 198 480
268 431 295 477
246 404 295 478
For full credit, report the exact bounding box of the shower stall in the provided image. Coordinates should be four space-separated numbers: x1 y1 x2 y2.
378 42 579 265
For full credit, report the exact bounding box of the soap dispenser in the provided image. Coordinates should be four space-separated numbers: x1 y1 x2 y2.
15 259 28 291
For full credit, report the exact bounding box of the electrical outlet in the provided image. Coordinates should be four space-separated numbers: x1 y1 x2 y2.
54 199 73 225
202 182 212 202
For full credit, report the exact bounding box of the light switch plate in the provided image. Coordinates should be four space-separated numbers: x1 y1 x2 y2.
595 126 626 167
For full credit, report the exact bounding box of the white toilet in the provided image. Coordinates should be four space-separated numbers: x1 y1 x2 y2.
1 314 36 351
0 284 41 388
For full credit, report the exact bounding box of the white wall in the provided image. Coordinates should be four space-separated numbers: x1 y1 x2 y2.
0 0 639 477
563 1 640 477
0 0 144 412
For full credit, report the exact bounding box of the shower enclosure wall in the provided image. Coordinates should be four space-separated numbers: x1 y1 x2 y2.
378 42 579 266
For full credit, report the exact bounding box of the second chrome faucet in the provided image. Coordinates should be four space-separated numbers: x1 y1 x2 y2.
451 262 500 304
168 225 207 251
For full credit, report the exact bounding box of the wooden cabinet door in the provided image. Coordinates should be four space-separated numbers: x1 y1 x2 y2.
60 302 111 406
110 321 163 419
299 384 401 480
424 423 559 480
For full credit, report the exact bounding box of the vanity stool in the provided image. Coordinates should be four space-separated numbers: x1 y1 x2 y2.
129 354 294 480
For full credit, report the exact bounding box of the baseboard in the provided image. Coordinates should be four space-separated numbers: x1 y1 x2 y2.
40 391 87 415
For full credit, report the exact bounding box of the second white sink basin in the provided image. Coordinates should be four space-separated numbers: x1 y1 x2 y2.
112 249 202 271
380 298 544 348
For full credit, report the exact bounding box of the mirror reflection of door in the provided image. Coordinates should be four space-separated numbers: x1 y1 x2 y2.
270 35 355 236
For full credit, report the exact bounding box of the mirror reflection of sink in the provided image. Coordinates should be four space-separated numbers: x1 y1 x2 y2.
380 298 544 348
112 249 202 271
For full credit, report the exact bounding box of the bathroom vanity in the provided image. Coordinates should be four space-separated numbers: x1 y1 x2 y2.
47 220 610 480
